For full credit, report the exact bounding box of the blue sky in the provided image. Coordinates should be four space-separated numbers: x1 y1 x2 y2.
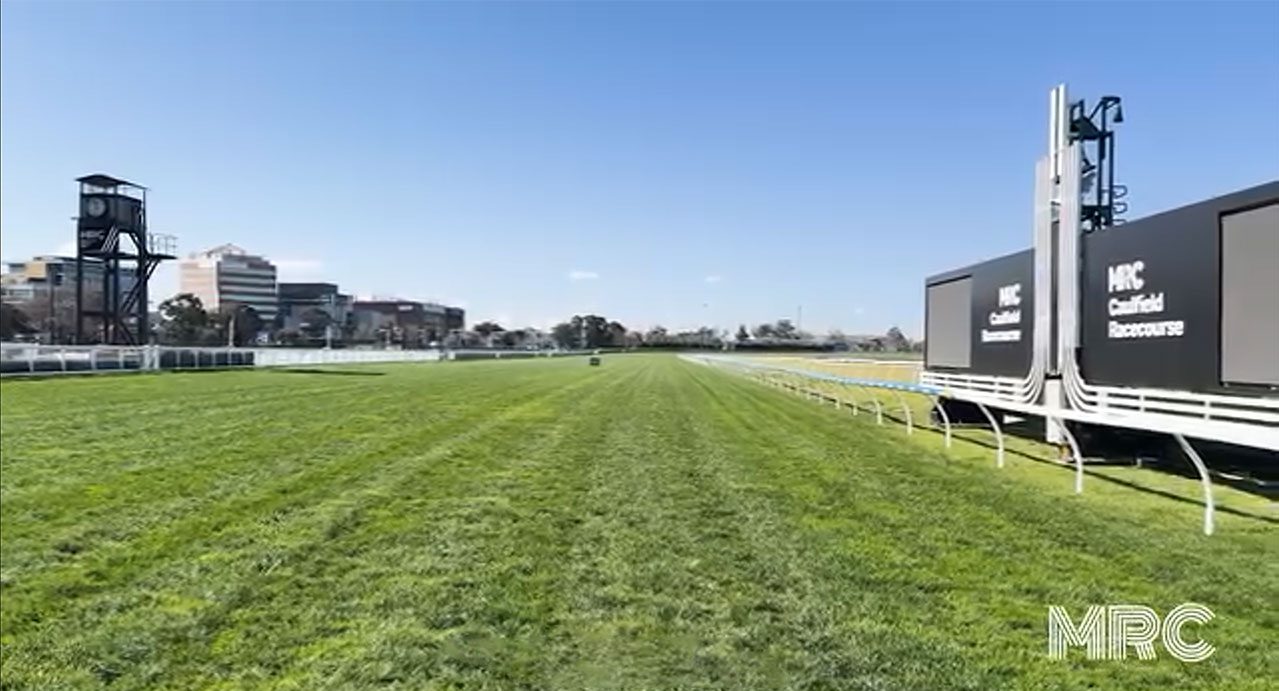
2 1 1276 336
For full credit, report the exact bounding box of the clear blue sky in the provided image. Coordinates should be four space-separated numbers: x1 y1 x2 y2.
2 1 1276 336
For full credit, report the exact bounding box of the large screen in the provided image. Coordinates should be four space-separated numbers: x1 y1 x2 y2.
925 250 1034 376
1220 202 1279 386
1079 181 1279 393
925 277 972 369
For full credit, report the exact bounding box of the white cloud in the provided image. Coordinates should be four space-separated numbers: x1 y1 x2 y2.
567 269 599 281
704 275 723 284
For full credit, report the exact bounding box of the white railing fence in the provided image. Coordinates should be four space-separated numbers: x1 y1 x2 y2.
689 352 1279 536
0 343 443 376
0 343 613 376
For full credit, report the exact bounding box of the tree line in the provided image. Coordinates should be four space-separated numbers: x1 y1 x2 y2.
2 297 920 353
481 316 920 353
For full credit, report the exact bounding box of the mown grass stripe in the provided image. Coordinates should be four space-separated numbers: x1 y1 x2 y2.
1 355 1273 690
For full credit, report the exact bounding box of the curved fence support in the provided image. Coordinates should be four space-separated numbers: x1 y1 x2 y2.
932 396 952 449
843 385 860 416
1174 434 1216 536
891 391 914 435
973 402 1005 468
1049 416 1085 494
861 387 884 425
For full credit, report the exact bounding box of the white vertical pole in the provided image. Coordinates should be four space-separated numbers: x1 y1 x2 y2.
1174 434 1216 536
974 402 1005 468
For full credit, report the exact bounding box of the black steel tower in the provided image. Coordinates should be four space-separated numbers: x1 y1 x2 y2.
74 174 176 344
1068 95 1126 232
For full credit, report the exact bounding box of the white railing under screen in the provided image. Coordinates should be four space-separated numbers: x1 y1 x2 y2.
691 352 1278 537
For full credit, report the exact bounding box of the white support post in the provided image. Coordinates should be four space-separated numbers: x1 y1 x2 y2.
1050 416 1085 494
1174 434 1216 536
844 385 860 416
1044 379 1065 443
891 391 913 435
932 397 952 449
860 387 884 425
973 402 1005 468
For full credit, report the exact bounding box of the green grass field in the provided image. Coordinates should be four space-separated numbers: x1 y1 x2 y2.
1 355 1274 690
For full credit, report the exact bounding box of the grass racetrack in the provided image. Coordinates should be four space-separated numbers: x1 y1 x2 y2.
1 354 1274 690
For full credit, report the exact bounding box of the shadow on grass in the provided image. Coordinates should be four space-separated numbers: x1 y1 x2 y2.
943 429 1279 526
268 368 386 377
766 384 1275 523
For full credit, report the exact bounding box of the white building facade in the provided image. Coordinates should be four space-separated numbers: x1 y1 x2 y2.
179 244 279 322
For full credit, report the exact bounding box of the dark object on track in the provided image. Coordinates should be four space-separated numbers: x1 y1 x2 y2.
589 357 601 366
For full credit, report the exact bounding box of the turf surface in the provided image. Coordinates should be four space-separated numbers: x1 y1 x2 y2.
0 355 1274 690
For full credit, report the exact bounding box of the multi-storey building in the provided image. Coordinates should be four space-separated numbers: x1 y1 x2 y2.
179 244 278 322
278 282 353 342
1 255 139 305
351 299 465 346
1 255 141 342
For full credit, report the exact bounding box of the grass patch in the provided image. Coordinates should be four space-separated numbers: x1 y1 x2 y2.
1 355 1274 689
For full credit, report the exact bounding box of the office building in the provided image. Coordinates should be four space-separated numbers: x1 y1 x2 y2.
351 299 465 346
278 282 353 342
179 244 278 321
1 255 138 306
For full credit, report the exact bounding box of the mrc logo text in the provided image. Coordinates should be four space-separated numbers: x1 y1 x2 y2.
1047 604 1215 662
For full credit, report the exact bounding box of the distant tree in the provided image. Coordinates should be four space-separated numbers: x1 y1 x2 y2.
773 319 798 339
0 303 36 340
546 315 630 349
21 283 79 343
752 323 776 339
606 320 627 347
213 304 263 347
297 307 332 340
582 315 615 348
516 328 544 349
645 326 669 345
680 326 713 349
498 329 526 348
473 321 505 338
551 321 577 349
885 326 910 352
157 293 209 345
735 324 750 342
